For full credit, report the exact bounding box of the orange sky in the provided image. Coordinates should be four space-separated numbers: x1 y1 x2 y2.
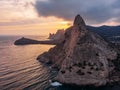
0 0 71 35
0 0 119 35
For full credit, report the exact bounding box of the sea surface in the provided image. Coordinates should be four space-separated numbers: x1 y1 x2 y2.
0 35 120 90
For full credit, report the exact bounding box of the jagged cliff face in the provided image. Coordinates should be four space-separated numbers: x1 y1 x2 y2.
37 15 120 86
48 29 65 41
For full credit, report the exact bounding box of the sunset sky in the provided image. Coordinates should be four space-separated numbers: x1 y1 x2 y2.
0 0 120 35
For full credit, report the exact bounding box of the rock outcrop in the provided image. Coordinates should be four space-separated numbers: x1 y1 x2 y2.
37 14 120 86
48 29 65 41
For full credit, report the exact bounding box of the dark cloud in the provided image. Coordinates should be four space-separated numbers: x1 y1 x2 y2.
34 0 120 25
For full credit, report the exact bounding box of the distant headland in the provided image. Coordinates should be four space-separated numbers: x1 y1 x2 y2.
14 29 65 45
14 37 57 45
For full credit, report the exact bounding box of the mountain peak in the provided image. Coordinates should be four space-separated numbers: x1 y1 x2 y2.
73 14 86 26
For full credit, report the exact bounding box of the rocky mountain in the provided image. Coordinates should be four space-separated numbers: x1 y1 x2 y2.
37 15 120 86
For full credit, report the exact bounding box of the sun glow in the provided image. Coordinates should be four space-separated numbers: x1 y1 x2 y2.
59 21 68 24
58 21 71 29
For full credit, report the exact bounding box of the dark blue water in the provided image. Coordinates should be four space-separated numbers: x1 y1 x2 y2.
0 35 120 90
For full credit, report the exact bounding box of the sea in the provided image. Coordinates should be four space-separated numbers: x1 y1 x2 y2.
0 35 120 90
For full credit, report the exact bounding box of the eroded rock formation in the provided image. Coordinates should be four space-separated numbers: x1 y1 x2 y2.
37 14 120 86
48 29 65 40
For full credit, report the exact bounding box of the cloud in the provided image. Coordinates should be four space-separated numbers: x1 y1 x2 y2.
34 0 120 25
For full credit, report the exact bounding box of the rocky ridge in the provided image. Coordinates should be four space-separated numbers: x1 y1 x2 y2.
48 29 65 40
37 15 120 86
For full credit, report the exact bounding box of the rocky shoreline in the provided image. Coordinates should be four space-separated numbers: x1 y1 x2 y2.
37 14 120 87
